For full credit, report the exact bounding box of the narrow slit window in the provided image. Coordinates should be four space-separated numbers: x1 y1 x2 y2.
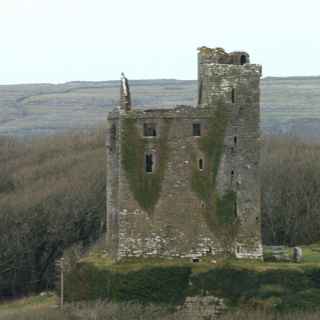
145 153 154 173
234 136 237 145
231 170 234 184
231 88 235 103
110 124 117 152
144 123 157 137
193 123 201 136
234 199 238 218
199 158 204 171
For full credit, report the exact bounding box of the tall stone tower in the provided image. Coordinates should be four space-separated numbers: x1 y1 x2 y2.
197 47 262 258
106 47 262 260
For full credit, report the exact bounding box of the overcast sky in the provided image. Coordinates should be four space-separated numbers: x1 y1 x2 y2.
0 0 319 84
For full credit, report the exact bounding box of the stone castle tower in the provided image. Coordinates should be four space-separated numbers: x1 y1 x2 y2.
106 47 262 260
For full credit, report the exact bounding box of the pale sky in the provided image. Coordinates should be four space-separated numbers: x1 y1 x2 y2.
0 0 319 84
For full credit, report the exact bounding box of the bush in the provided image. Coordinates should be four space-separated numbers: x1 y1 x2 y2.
189 266 320 311
261 136 320 245
0 129 106 297
63 262 191 305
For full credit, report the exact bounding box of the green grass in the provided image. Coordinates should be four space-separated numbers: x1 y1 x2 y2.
83 242 320 273
0 294 57 312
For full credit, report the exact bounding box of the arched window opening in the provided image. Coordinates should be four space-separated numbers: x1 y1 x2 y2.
234 136 237 145
240 55 247 65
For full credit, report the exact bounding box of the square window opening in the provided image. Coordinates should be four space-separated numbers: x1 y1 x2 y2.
144 123 157 137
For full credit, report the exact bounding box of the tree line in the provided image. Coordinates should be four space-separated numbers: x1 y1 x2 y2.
0 130 320 297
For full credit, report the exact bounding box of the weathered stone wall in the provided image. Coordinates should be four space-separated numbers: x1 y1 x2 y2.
108 107 226 258
106 116 121 257
198 50 262 258
106 47 263 260
178 296 226 320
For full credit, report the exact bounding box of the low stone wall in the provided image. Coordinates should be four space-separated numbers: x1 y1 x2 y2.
178 295 227 320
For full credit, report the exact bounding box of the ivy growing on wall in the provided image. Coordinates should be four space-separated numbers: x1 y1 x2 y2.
121 117 171 214
191 103 238 239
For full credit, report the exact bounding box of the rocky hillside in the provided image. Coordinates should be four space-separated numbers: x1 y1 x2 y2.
1 77 320 139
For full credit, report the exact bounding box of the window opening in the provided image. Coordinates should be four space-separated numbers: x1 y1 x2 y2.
240 55 247 65
193 123 201 136
231 170 234 184
234 136 237 145
199 158 204 171
110 124 116 152
231 88 235 103
145 153 154 173
144 123 157 137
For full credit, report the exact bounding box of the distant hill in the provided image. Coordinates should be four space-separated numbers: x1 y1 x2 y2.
1 77 320 139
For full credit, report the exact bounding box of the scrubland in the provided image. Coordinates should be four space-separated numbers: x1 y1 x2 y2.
1 129 320 318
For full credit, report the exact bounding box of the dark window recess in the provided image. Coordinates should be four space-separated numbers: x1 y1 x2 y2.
144 123 157 137
231 170 234 183
234 136 237 145
231 88 235 103
193 123 201 136
199 158 204 170
240 55 247 65
110 124 117 152
145 154 154 173
198 80 203 105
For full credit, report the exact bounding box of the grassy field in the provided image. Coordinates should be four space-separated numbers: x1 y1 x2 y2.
1 244 319 319
1 293 320 320
57 244 320 314
82 243 320 273
1 77 320 138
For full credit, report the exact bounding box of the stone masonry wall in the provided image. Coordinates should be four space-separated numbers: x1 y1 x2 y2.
106 47 263 260
108 107 225 258
198 55 263 258
178 296 227 320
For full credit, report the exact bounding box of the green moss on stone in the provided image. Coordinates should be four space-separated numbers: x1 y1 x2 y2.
191 103 238 237
121 117 171 214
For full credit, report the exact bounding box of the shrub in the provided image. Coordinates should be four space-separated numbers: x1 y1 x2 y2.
0 129 106 297
63 262 191 305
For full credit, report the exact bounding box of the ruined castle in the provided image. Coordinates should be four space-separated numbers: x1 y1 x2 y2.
106 47 263 260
